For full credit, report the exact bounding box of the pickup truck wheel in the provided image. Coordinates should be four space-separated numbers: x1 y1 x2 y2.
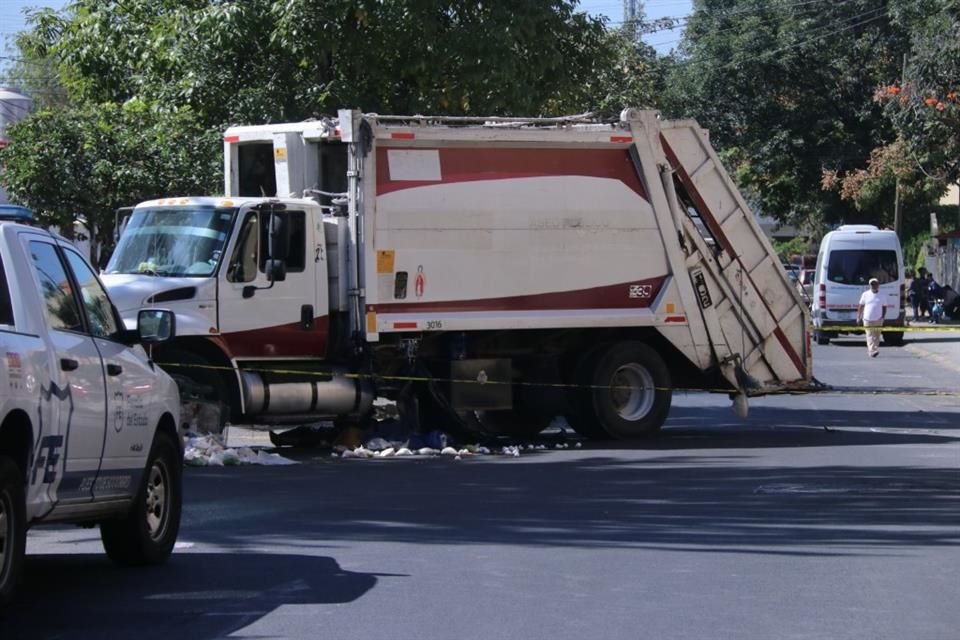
100 432 182 567
0 456 26 606
588 342 671 439
159 350 228 432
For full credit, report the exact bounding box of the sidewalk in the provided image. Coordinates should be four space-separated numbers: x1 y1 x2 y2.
902 317 960 374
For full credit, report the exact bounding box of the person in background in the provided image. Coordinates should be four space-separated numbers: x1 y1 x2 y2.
909 267 928 321
926 272 944 323
857 277 887 358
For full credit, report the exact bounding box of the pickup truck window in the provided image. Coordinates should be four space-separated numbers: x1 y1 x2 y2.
0 255 12 325
29 240 83 332
64 248 120 338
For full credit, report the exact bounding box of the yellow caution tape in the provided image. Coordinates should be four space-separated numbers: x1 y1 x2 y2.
811 324 960 332
157 361 960 397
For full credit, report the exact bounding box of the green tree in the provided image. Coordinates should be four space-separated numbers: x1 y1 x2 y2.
33 0 610 125
0 100 220 263
661 0 914 229
879 1 960 203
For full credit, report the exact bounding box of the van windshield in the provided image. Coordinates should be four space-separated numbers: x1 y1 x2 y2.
826 249 898 285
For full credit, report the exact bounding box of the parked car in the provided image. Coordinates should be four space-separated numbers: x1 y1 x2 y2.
798 268 815 303
0 207 182 607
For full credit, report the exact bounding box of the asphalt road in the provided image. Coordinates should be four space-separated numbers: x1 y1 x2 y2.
3 328 959 640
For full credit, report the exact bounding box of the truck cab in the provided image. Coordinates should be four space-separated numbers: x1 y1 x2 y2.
0 208 182 606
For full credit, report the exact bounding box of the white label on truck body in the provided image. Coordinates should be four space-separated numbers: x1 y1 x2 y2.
388 150 442 181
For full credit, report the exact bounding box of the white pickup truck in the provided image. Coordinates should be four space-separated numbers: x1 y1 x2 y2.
0 205 182 606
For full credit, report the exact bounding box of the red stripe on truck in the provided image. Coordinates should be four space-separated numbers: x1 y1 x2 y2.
376 147 647 199
375 277 667 314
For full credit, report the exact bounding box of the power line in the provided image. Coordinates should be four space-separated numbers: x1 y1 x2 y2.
717 7 887 70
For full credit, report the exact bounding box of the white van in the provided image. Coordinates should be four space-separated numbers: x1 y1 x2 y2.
811 225 905 345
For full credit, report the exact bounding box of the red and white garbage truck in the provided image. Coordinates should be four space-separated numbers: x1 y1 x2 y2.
101 108 812 439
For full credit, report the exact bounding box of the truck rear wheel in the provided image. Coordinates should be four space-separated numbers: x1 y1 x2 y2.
100 431 182 566
883 331 904 346
564 347 613 440
587 342 671 439
0 456 26 607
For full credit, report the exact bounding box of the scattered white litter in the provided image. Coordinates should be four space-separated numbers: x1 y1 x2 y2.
183 434 298 466
366 437 393 451
440 446 459 456
395 447 413 456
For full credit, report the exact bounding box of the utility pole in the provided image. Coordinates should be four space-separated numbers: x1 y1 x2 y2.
623 0 641 43
893 53 907 237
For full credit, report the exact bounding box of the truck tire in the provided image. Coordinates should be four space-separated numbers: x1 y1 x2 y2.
563 347 613 440
159 350 228 432
587 342 671 439
883 331 904 346
0 456 26 607
100 431 182 567
814 330 831 345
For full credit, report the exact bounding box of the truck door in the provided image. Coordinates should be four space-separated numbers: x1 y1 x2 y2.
60 247 150 500
219 207 328 357
25 238 107 503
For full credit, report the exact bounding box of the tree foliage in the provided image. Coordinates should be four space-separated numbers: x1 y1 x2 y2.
0 101 220 262
881 0 960 188
660 0 913 229
30 0 611 126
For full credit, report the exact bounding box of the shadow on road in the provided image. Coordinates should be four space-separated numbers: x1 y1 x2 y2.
168 435 960 559
665 405 960 441
0 552 378 640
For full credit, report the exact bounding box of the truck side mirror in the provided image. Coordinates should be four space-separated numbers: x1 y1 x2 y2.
137 309 176 344
267 211 290 261
265 258 287 282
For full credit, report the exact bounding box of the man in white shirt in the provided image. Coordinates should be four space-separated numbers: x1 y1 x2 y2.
857 277 887 357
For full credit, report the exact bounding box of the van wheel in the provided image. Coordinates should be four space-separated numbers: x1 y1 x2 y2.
100 432 182 566
0 456 26 607
884 331 904 346
587 342 672 439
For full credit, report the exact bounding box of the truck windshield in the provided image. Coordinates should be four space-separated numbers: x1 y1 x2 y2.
105 206 237 277
826 249 898 285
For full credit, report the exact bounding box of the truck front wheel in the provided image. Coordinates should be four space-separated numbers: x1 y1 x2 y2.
159 350 229 433
587 342 671 439
100 431 182 566
0 455 26 607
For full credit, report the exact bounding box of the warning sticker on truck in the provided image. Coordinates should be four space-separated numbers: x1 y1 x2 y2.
692 269 712 309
